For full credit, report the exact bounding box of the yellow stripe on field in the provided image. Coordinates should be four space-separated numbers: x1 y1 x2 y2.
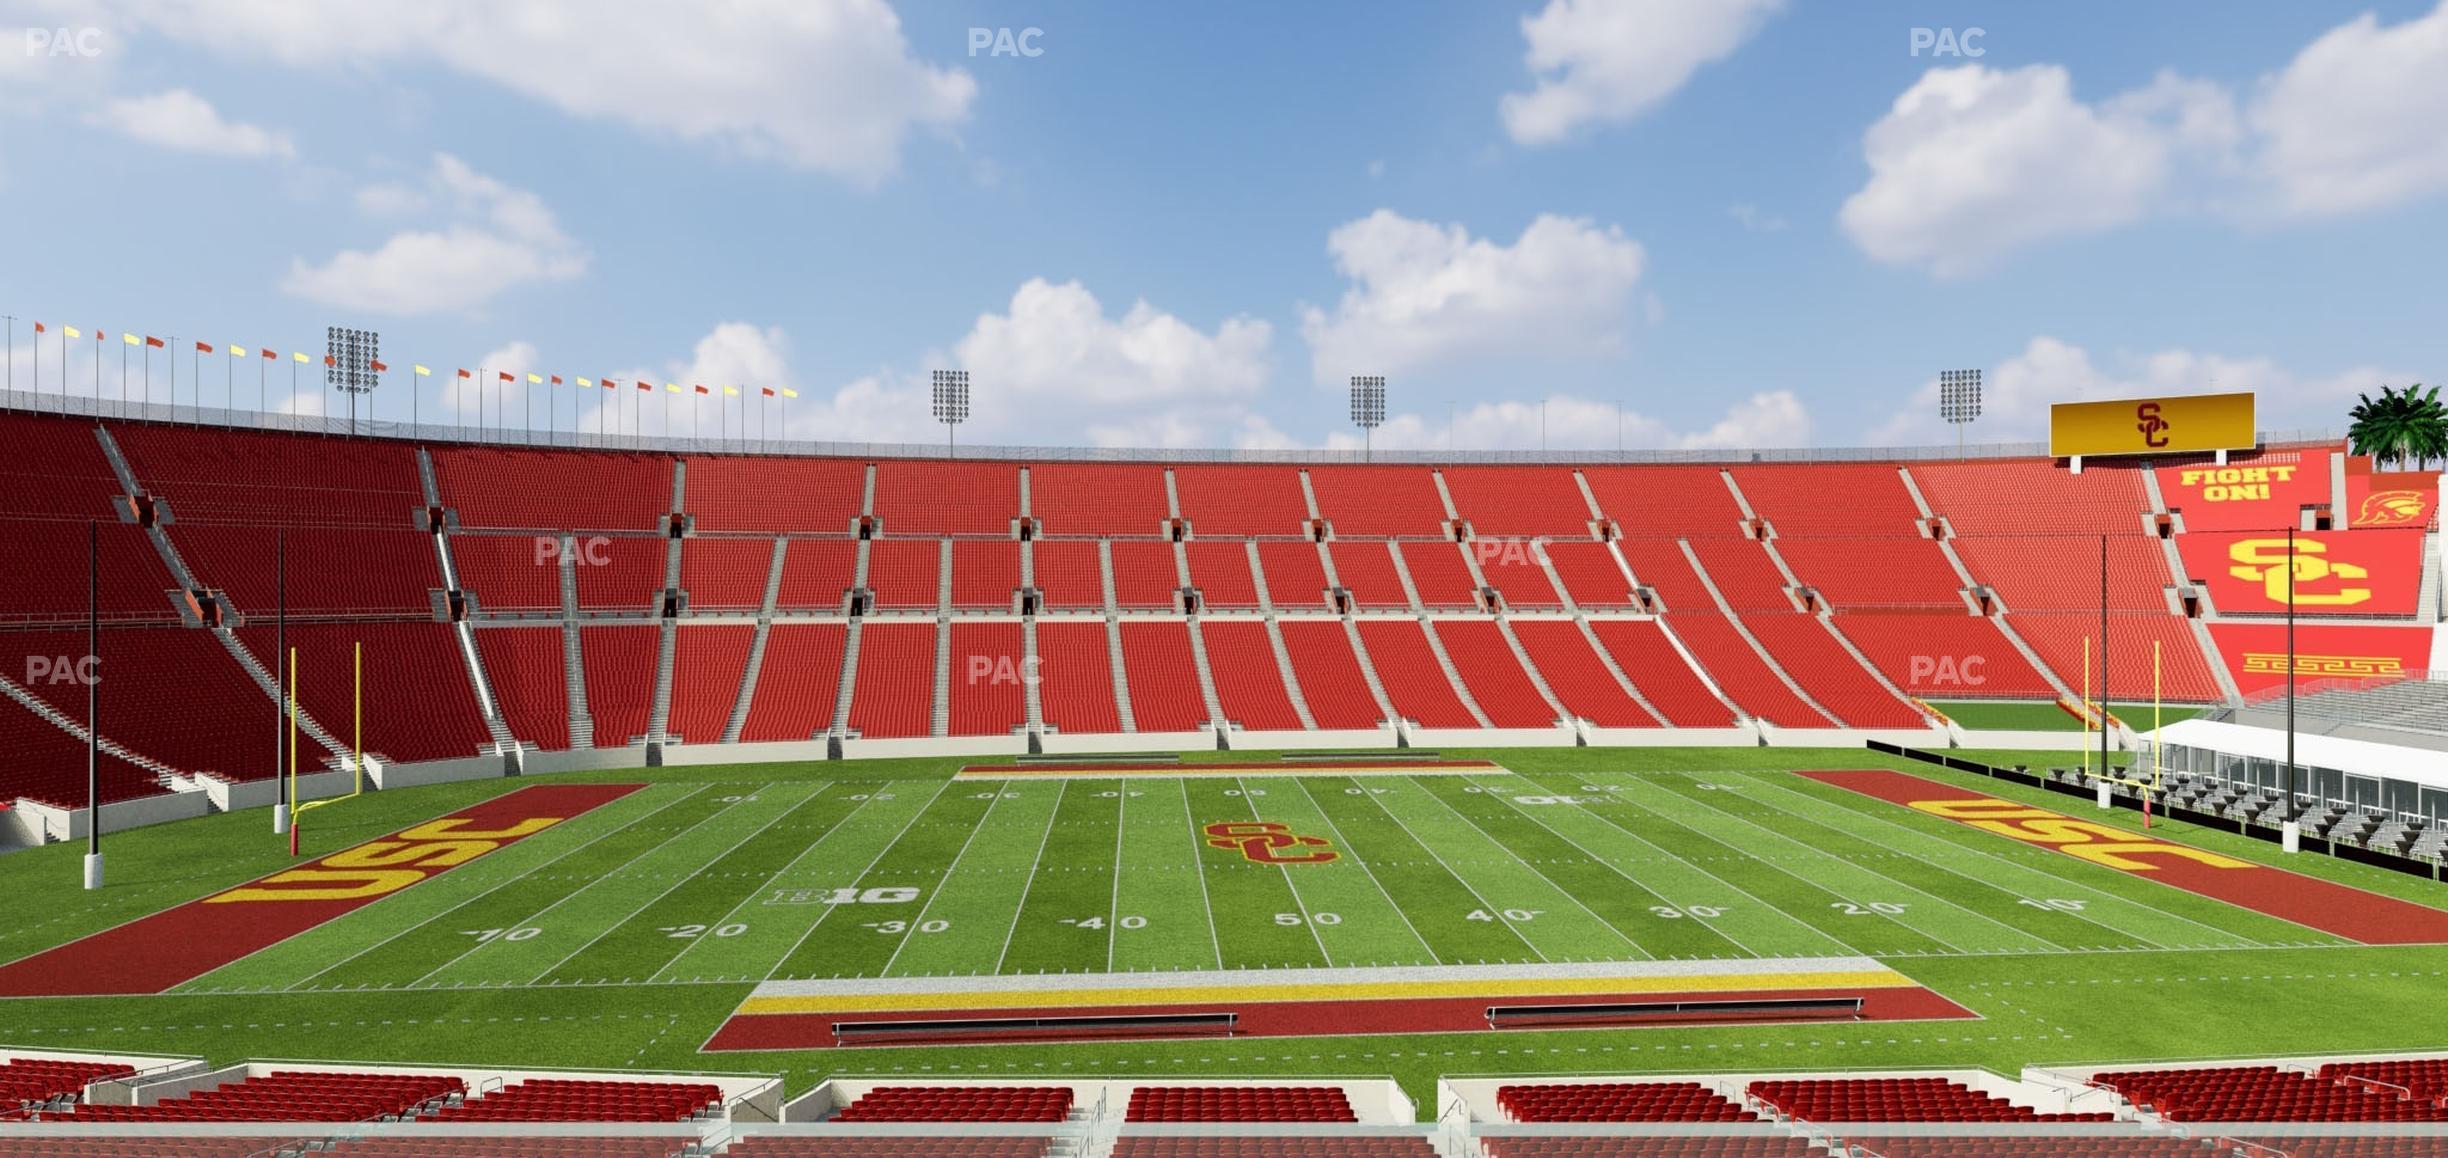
735 968 1909 1015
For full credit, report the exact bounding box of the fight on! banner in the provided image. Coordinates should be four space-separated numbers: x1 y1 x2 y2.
2157 449 2330 532
2205 621 2433 695
2177 529 2425 617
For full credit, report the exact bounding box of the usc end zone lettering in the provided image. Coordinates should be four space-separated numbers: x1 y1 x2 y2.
207 816 568 903
0 783 643 998
1906 797 2251 872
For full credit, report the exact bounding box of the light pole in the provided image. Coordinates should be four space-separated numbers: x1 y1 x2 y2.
1939 368 1982 459
326 326 379 437
1349 375 1386 462
933 369 971 459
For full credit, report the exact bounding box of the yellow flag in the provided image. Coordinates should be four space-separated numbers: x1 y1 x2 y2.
576 377 591 388
780 387 799 398
123 333 141 346
413 365 431 377
293 352 309 363
723 386 739 396
666 383 681 393
525 373 541 384
230 345 247 358
64 326 80 338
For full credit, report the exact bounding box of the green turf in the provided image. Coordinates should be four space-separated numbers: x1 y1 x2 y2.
6 744 2447 1119
1931 700 2206 731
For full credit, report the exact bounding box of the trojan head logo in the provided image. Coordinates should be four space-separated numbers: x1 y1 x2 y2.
2357 489 2428 527
1204 820 1338 865
2227 537 2370 607
2135 401 2171 448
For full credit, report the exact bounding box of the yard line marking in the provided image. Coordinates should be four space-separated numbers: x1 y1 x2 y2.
1181 778 1226 971
1286 778 1438 963
1104 778 1131 974
1662 774 2045 954
877 781 1016 978
1467 773 1764 958
403 789 759 989
1737 772 2253 951
1340 777 1551 965
1387 776 1649 962
1556 776 1966 958
1237 777 1335 967
523 781 830 985
1723 772 2158 952
280 785 710 993
651 786 893 982
759 777 960 984
992 780 1073 974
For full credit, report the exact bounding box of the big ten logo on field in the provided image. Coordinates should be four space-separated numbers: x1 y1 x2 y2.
1908 797 2253 872
966 653 1040 686
534 535 613 567
2176 464 2299 503
24 27 104 57
1908 655 1984 687
2134 402 2171 448
205 815 570 903
23 653 98 686
2227 537 2370 607
1204 820 1338 865
1472 535 1552 569
1908 27 1983 57
968 26 1043 57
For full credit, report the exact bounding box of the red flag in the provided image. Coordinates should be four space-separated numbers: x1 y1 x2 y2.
550 375 562 385
601 378 616 390
324 355 336 367
457 368 472 379
96 329 106 341
195 341 214 354
145 336 165 349
693 384 709 395
370 360 387 372
262 347 277 359
32 322 44 333
636 381 650 391
498 371 513 382
761 387 776 397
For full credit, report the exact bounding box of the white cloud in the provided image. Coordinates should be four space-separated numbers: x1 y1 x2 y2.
1313 391 1810 453
1300 211 1649 385
122 0 974 184
2249 1 2448 217
1870 335 2411 444
1501 0 1781 145
92 88 293 158
953 278 1273 408
1839 65 2177 277
282 154 588 316
1843 4 2448 273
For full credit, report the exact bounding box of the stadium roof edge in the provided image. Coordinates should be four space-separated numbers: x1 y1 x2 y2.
0 389 2343 467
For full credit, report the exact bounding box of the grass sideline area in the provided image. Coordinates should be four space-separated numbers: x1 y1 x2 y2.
1930 700 2206 731
2 744 2444 1116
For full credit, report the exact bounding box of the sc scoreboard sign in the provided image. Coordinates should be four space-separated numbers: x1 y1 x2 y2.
2050 392 2255 459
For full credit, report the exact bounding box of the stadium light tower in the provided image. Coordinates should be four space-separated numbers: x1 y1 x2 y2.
326 326 379 436
1939 368 1981 460
1350 375 1386 462
932 369 970 459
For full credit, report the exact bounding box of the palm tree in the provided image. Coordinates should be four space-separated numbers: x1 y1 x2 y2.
2348 384 2442 470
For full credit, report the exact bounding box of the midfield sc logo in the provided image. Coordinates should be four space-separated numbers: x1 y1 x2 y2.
1204 820 1338 865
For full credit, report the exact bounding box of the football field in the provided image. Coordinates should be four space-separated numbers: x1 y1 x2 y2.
171 766 2349 999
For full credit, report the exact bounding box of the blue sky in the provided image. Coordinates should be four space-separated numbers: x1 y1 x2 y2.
1 0 2443 452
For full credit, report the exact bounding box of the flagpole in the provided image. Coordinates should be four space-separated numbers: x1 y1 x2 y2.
3 314 13 401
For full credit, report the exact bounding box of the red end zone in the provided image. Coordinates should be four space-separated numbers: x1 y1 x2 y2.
1803 769 2448 945
0 783 640 998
